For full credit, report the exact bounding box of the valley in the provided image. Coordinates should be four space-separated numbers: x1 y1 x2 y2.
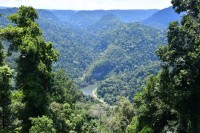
0 6 182 105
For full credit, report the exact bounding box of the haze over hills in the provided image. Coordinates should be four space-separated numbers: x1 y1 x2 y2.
48 7 182 30
50 9 158 29
0 6 7 9
0 6 181 104
0 6 182 29
143 6 183 29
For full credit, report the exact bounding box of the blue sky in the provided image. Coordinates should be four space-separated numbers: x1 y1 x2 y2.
0 0 172 10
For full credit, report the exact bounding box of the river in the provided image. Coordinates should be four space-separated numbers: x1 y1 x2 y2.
81 84 98 96
81 84 107 105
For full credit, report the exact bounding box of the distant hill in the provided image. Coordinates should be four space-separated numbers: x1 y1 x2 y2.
87 14 123 33
0 8 159 29
107 10 158 23
143 6 183 29
49 10 77 22
0 6 7 9
0 8 18 26
0 8 61 26
50 9 158 29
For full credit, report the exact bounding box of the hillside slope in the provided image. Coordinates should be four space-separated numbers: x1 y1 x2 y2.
143 6 183 29
83 23 167 104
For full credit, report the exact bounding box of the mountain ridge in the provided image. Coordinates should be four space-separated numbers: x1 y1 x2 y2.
143 6 183 29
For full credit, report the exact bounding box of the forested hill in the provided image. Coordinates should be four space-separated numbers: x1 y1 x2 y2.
143 6 183 29
85 23 166 104
0 7 180 105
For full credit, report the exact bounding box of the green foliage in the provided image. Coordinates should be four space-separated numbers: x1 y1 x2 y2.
51 69 82 104
0 42 4 65
49 101 74 132
1 6 58 132
127 75 178 133
49 70 99 133
0 65 12 91
106 97 134 133
29 116 56 133
126 117 139 133
0 65 13 132
96 61 161 104
8 6 38 27
49 101 102 133
139 126 153 133
156 0 200 132
127 0 200 132
0 24 13 132
171 0 200 17
10 90 24 132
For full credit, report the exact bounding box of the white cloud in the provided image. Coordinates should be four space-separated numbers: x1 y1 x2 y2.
0 0 172 10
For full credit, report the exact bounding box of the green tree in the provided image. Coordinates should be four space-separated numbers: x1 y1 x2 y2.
10 90 24 132
126 75 177 133
107 97 134 133
0 65 13 132
51 69 82 104
49 70 84 132
156 0 200 132
0 22 13 132
1 6 58 132
29 115 56 133
128 1 200 132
